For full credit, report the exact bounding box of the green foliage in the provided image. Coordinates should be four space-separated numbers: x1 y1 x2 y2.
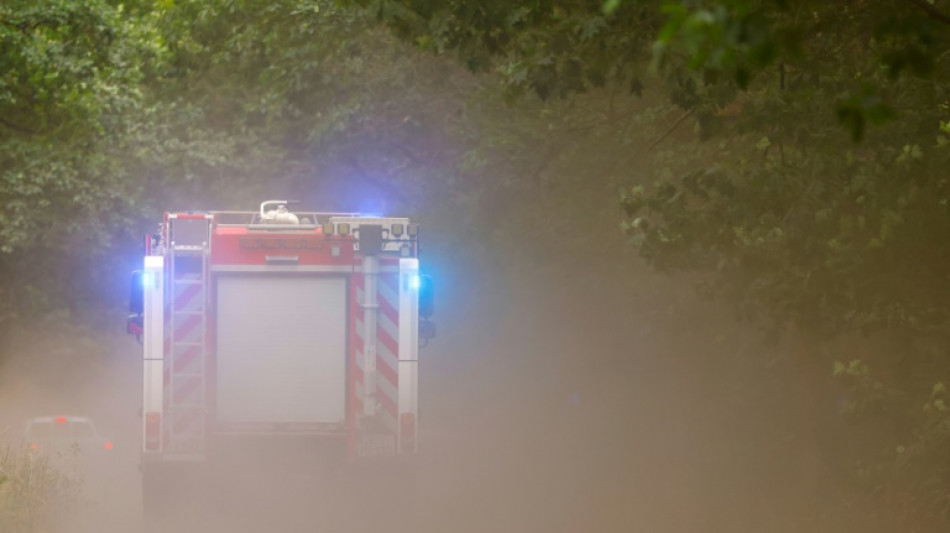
616 2 950 339
833 358 892 416
358 0 950 528
356 0 661 100
622 2 950 527
139 0 476 212
0 0 148 254
651 0 947 140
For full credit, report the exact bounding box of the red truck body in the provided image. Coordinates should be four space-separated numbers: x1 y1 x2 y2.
129 202 428 511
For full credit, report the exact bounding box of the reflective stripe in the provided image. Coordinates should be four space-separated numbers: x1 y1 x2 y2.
377 319 398 371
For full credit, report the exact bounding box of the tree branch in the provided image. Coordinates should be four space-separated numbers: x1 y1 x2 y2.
647 108 694 152
907 0 950 25
0 116 39 135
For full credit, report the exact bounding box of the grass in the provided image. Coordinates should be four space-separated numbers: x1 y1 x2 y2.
0 441 82 533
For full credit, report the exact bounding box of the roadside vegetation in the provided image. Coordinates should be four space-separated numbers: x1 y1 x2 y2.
0 441 81 532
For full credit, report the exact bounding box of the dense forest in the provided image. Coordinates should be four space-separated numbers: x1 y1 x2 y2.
2 0 950 531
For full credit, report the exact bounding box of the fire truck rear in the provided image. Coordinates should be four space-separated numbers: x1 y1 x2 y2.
126 201 434 527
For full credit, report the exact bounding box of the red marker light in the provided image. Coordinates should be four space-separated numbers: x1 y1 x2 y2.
30 442 38 451
55 417 67 424
104 442 113 451
144 412 161 451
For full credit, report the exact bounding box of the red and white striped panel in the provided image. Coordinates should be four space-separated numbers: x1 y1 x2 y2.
163 270 205 448
350 272 365 437
375 272 400 430
350 271 400 433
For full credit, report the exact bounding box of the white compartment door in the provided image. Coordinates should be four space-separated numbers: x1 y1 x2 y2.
216 275 347 424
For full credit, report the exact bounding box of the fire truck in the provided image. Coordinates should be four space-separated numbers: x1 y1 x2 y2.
126 200 434 526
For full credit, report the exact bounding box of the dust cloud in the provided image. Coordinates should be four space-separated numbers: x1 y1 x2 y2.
0 263 884 533
0 313 142 532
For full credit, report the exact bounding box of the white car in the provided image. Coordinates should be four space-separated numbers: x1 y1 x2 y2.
25 416 114 458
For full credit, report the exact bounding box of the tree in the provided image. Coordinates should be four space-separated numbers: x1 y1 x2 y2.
0 0 161 326
624 4 950 526
357 0 950 527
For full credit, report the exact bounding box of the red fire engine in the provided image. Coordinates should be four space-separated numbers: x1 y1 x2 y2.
127 200 434 524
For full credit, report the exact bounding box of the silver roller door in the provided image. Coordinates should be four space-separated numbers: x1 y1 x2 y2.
216 275 347 424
